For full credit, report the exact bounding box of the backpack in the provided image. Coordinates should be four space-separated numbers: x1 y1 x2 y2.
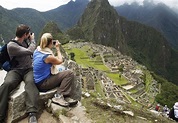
0 43 11 71
169 108 175 119
0 40 24 71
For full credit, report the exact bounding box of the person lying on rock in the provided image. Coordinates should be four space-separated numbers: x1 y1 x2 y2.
0 24 39 123
33 33 78 107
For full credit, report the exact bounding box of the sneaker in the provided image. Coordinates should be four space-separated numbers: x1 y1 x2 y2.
64 97 78 106
28 113 37 123
52 94 69 107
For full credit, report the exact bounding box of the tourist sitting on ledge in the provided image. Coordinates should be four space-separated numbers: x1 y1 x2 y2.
33 33 78 107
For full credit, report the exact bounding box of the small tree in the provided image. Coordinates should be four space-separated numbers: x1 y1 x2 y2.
69 52 75 61
118 64 124 79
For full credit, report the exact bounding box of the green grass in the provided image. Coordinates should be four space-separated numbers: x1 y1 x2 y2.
141 69 157 103
81 95 173 123
106 72 128 85
143 70 153 92
130 89 138 94
65 47 109 70
95 81 105 97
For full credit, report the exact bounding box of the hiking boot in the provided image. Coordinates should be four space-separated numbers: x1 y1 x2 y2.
64 97 78 107
0 116 5 123
52 94 69 107
28 113 38 123
0 119 5 123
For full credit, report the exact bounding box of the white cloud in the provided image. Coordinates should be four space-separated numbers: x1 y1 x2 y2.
108 0 178 9
109 0 143 6
0 0 178 11
0 0 71 12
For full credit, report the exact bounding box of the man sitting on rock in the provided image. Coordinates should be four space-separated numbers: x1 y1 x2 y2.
0 24 39 123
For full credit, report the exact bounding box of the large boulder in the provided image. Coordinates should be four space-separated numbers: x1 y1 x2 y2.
0 70 57 123
0 61 82 123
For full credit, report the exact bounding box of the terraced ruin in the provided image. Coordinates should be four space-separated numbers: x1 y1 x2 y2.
64 42 160 107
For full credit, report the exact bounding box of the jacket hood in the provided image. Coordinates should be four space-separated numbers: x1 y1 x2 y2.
174 102 178 110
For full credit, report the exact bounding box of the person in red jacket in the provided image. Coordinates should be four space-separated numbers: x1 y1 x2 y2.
155 104 160 111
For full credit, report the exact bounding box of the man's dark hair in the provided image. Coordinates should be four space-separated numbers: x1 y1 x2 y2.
16 24 30 38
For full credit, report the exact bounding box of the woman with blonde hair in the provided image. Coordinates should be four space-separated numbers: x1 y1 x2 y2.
33 33 77 107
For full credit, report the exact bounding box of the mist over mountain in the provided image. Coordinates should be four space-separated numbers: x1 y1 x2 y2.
115 1 178 49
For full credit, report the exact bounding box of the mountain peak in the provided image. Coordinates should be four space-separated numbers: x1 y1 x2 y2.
73 0 128 53
90 0 110 6
69 0 89 4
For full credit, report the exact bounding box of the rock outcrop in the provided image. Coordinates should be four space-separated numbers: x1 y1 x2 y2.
0 60 82 123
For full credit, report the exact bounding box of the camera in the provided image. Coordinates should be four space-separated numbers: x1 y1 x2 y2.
52 40 56 45
28 32 33 39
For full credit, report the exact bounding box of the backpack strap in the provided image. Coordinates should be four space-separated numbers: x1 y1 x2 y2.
10 39 30 48
8 39 24 68
10 39 23 46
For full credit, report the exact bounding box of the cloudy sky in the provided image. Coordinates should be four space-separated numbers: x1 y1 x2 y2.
0 0 178 12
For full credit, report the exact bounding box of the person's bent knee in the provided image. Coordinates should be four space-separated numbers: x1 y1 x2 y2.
2 81 18 90
67 70 74 78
